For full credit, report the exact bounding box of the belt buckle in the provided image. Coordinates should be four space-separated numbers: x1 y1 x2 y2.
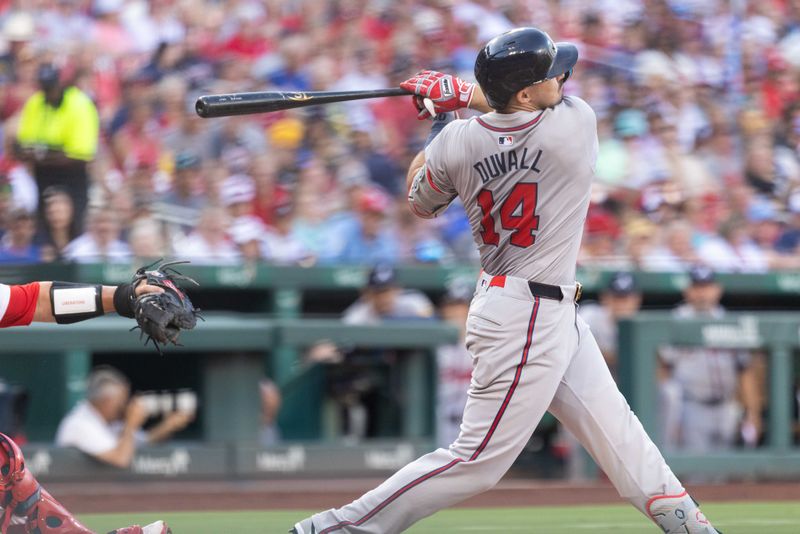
574 282 583 302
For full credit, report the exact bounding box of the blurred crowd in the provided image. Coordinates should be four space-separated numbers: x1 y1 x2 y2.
0 0 798 270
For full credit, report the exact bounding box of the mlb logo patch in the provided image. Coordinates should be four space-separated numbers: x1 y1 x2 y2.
498 136 514 146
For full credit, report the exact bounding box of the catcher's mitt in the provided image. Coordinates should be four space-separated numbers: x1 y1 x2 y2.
129 260 202 353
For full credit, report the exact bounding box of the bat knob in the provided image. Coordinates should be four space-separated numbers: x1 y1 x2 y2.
195 97 209 118
423 98 436 118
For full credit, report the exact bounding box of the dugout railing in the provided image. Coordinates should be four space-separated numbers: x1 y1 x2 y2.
4 315 457 481
2 263 800 481
618 312 800 479
0 315 458 443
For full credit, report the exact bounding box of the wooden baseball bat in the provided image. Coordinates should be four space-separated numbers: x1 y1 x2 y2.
195 87 411 118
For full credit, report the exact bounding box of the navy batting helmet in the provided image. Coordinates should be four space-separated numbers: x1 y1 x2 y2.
474 27 578 110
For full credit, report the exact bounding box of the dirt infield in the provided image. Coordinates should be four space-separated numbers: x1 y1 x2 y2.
47 479 800 514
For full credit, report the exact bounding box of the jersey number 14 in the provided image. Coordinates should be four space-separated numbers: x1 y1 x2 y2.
477 183 540 248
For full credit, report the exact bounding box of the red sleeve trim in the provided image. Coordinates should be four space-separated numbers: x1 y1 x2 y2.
425 167 446 195
408 201 433 219
0 283 40 328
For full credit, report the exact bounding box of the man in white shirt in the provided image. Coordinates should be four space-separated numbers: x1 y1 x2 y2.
56 366 192 468
172 206 240 265
62 207 131 263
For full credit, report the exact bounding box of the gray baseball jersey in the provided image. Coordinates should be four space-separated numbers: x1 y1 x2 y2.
409 96 598 285
301 98 710 534
662 304 751 403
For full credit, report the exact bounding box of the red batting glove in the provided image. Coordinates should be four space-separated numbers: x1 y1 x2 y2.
400 70 476 120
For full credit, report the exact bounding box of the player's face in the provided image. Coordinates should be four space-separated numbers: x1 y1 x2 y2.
514 71 570 111
369 287 398 316
685 283 722 312
602 293 642 318
538 71 570 108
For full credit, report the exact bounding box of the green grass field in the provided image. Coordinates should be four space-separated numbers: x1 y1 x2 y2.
81 502 800 533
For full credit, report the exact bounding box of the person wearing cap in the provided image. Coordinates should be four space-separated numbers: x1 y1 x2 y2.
152 150 207 234
221 173 283 264
658 266 762 452
342 264 435 325
221 173 257 219
435 278 475 448
15 63 99 235
334 264 434 440
0 11 35 79
606 108 669 192
595 108 648 189
578 209 629 269
334 187 400 265
579 272 643 376
0 208 41 263
260 189 314 265
229 215 266 263
164 151 206 209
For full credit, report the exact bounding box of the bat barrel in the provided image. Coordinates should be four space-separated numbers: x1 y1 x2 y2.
195 94 278 118
195 88 410 118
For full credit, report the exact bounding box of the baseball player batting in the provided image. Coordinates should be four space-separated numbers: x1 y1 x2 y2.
291 27 720 534
0 277 172 534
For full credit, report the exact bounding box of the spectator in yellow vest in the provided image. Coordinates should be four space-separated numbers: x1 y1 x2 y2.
15 63 98 235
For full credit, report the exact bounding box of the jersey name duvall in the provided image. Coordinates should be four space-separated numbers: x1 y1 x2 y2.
473 146 543 184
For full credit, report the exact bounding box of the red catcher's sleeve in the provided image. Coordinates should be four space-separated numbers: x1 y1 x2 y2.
0 283 41 328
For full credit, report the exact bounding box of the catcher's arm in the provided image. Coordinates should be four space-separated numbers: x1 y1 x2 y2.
31 281 164 323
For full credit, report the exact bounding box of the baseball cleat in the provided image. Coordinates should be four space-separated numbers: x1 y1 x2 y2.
647 492 720 533
289 518 316 534
108 520 172 534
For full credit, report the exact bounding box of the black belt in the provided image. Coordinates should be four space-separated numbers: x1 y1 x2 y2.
687 397 727 407
528 281 582 302
486 274 581 302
